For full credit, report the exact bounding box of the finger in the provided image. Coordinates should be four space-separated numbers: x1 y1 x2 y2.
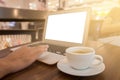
31 45 49 51
29 48 46 59
35 45 49 48
30 45 49 55
24 45 49 61
12 45 28 54
16 45 28 51
36 45 49 53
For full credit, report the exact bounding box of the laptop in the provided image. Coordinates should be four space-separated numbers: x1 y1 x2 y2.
11 8 91 51
42 8 91 47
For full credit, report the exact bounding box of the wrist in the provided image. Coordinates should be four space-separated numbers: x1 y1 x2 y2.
0 58 12 78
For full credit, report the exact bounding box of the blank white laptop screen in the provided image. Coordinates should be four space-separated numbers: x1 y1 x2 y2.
43 8 91 47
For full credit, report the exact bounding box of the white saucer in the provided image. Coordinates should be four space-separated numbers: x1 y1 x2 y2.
57 58 105 76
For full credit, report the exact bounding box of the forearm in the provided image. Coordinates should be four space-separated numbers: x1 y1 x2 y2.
0 58 12 78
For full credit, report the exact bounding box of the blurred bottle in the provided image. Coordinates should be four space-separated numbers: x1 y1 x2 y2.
0 0 6 7
37 0 47 11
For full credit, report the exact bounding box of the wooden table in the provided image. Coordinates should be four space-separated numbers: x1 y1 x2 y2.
0 41 120 80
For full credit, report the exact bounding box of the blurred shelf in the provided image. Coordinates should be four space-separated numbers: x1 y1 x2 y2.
0 29 37 35
0 7 48 21
0 7 47 42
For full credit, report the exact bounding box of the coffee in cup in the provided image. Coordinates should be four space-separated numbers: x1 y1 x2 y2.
71 48 93 54
65 46 103 70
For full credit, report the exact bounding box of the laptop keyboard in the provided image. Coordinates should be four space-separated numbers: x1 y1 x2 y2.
29 42 68 55
48 44 68 55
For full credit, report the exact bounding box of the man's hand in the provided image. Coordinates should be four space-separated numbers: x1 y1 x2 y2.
0 45 49 78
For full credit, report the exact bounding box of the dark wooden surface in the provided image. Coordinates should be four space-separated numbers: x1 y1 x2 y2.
0 41 120 80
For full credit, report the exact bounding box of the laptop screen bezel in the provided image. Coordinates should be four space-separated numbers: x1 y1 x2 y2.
42 8 91 47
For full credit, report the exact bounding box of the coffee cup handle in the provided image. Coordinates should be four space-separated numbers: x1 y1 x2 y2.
91 55 103 67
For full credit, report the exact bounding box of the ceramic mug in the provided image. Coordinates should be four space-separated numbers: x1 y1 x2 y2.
65 46 103 70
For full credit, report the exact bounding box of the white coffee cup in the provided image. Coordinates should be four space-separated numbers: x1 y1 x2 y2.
65 46 103 70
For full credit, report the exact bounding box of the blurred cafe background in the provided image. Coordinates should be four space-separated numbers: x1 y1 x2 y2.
0 0 120 50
